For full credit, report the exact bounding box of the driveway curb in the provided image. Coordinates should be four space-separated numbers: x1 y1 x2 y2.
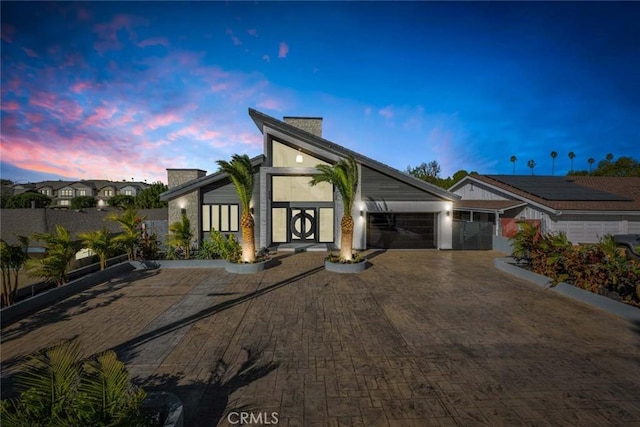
495 257 640 323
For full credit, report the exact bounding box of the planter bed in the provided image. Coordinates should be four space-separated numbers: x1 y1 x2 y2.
324 259 368 274
495 257 640 322
224 259 271 274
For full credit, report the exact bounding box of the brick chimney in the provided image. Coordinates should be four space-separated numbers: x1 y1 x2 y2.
283 117 323 138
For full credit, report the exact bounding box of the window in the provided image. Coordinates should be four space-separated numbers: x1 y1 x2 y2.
40 189 50 196
60 189 74 197
78 189 87 196
59 200 70 206
203 204 239 232
104 190 113 197
123 190 133 196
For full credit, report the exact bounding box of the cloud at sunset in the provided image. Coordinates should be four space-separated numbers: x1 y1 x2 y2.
1 1 639 185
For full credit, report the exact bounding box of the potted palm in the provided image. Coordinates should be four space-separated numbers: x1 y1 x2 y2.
216 154 270 274
310 156 367 273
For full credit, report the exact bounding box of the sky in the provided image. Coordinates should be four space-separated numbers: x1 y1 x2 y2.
1 1 639 184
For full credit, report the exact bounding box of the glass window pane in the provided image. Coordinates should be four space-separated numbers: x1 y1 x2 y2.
212 205 220 231
319 208 334 242
272 208 287 243
202 205 211 232
272 176 333 202
230 205 239 232
220 205 229 232
272 140 329 168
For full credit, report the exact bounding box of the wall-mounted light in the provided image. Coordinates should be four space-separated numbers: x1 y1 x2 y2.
446 210 450 217
295 154 304 163
360 209 364 217
181 208 187 216
250 207 254 214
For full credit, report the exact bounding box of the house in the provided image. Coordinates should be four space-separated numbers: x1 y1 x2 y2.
449 174 640 247
160 108 460 251
18 180 152 208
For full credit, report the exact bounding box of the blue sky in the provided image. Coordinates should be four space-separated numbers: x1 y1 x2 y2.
1 1 639 184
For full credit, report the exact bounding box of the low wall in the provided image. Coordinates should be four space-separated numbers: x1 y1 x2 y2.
492 235 513 255
1 262 135 328
495 257 640 323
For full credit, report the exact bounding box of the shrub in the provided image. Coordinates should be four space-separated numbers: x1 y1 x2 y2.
0 339 152 426
70 196 97 210
198 230 241 262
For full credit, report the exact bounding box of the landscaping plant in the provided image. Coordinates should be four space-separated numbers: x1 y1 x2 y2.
27 225 79 287
511 222 640 306
310 155 360 262
167 214 193 260
198 229 241 262
0 236 29 306
0 339 152 426
107 208 145 261
78 228 114 270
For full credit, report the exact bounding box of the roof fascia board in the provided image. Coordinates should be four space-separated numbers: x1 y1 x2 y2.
555 210 640 216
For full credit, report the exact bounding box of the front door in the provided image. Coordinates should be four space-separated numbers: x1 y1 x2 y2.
290 208 316 242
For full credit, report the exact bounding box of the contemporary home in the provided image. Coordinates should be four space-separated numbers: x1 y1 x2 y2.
450 174 640 245
161 108 460 251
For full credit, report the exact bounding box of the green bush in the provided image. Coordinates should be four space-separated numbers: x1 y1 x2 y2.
198 230 241 262
70 196 97 209
0 339 153 426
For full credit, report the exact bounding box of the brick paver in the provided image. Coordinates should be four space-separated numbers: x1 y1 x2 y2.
2 251 639 426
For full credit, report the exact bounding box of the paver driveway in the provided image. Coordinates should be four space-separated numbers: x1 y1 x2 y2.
2 251 639 426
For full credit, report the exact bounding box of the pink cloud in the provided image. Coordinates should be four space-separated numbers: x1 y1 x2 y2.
71 81 91 93
1 24 15 43
1 101 20 111
22 47 38 57
211 83 229 92
379 106 394 119
29 92 58 110
84 107 117 126
132 125 145 136
278 42 289 58
247 29 258 37
232 36 242 46
93 14 144 54
262 54 270 62
257 98 283 111
137 37 169 48
147 112 181 130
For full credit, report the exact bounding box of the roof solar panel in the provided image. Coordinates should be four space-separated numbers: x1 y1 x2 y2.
487 176 632 201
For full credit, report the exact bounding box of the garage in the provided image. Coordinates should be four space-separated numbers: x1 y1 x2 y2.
366 213 437 249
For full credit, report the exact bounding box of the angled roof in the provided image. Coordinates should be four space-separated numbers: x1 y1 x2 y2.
454 199 527 211
451 175 640 213
160 155 266 201
248 108 459 201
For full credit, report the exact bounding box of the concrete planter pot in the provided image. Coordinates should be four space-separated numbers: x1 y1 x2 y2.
224 259 270 274
324 259 368 273
143 391 184 427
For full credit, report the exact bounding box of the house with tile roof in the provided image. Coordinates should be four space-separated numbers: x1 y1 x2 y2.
449 175 640 246
161 108 460 251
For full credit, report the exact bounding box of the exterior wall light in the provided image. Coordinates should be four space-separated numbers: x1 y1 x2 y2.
446 210 450 217
295 154 304 163
181 208 187 216
360 209 364 217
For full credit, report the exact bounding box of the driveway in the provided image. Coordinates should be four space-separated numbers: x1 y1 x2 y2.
2 251 639 426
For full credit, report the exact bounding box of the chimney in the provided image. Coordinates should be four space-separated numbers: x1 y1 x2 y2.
283 117 323 138
166 169 207 189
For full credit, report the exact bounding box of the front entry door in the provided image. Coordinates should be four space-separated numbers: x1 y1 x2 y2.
290 208 316 242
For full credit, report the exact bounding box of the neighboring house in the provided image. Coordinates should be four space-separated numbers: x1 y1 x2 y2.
450 174 640 245
12 180 151 208
160 108 460 250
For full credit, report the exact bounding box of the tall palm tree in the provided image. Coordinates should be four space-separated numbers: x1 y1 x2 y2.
106 208 145 261
606 153 614 161
510 155 517 175
28 225 79 286
167 214 194 260
79 228 114 270
568 151 576 172
310 156 359 261
550 151 557 175
588 157 595 172
1 236 29 306
527 159 536 175
217 154 256 263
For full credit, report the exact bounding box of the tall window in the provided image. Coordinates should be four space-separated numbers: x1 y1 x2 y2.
123 190 133 195
60 189 73 197
40 189 50 196
59 200 70 206
202 204 239 232
104 190 113 197
78 189 87 196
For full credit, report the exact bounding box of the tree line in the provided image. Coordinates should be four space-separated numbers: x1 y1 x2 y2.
509 153 640 176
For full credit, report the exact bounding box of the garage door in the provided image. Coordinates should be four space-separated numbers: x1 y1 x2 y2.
367 213 437 249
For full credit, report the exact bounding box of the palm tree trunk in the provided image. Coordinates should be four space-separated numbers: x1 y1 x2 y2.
241 213 256 263
340 215 354 261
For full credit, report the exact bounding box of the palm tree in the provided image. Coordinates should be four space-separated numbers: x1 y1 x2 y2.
217 154 256 263
606 153 614 161
28 225 79 286
510 155 517 175
550 151 557 175
527 159 536 175
0 236 29 306
106 208 145 261
79 228 114 270
568 151 576 172
310 156 359 261
167 214 194 260
588 157 595 172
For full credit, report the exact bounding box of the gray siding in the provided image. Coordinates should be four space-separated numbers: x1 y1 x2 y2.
201 173 261 247
361 166 442 201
